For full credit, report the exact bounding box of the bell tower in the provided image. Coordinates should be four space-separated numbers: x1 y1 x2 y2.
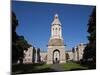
47 14 66 64
50 14 63 40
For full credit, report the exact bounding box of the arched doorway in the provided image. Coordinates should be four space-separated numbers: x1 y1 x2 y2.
53 49 60 64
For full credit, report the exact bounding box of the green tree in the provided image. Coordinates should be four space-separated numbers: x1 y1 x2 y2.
76 47 79 61
32 47 36 63
12 12 31 64
16 36 31 64
37 48 41 62
66 53 69 61
83 7 96 65
12 12 19 63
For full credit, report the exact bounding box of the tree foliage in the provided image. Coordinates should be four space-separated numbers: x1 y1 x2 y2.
83 7 96 65
37 48 41 62
32 47 36 63
66 53 69 60
12 12 31 64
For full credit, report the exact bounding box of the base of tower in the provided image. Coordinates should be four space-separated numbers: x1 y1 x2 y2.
47 60 53 64
60 60 66 63
46 60 66 64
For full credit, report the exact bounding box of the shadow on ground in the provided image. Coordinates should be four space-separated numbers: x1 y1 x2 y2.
12 63 57 74
12 62 96 75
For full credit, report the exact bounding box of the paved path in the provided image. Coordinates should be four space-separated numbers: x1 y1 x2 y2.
50 64 65 72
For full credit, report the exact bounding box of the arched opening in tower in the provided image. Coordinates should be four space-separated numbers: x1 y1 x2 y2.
53 49 60 64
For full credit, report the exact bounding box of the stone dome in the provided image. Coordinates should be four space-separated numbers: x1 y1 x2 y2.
48 39 64 46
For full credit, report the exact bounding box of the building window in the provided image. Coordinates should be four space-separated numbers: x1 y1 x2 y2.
59 28 60 31
53 28 54 30
55 28 57 35
25 59 27 61
55 28 57 30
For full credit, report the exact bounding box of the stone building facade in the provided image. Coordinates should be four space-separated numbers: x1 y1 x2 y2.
22 43 86 64
40 52 47 62
66 51 73 61
73 43 86 61
40 43 86 63
23 47 40 64
23 47 33 64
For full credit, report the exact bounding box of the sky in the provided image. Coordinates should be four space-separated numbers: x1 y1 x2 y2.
12 1 94 51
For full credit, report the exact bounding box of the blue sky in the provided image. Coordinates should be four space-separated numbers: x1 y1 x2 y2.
12 1 94 51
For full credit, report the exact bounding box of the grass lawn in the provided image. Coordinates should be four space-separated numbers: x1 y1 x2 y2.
59 62 88 71
12 63 54 74
12 62 89 74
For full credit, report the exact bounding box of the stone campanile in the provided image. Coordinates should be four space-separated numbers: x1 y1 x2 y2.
50 14 63 40
47 14 66 64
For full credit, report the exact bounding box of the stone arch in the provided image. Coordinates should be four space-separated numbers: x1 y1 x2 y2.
53 49 60 64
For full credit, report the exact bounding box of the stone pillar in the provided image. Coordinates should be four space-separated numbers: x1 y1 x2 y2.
60 49 66 63
47 48 53 64
35 48 38 63
74 47 78 61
